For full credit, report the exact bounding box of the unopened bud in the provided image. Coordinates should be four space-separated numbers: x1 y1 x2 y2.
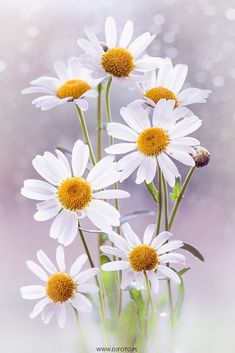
193 147 210 167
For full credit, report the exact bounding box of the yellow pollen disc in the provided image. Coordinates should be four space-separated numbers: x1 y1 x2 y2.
46 272 77 303
57 79 91 99
101 48 135 77
57 177 92 211
137 127 169 156
144 86 179 106
129 245 158 272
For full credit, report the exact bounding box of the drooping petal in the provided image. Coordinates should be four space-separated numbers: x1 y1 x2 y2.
158 266 181 284
29 297 50 319
50 210 78 246
56 304 66 328
71 293 92 312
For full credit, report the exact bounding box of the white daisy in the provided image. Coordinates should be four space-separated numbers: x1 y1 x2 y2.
21 139 130 246
21 57 100 111
136 57 211 108
20 246 99 328
101 223 185 293
105 99 201 187
77 16 163 86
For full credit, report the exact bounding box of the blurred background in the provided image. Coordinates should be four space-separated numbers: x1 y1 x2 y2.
1 0 235 352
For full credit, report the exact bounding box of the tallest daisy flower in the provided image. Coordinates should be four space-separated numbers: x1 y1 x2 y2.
77 17 162 85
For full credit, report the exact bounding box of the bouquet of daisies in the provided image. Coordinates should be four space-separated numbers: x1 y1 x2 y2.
20 17 211 353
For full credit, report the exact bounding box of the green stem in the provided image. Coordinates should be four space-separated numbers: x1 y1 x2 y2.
97 83 102 161
144 272 155 313
76 105 96 166
105 77 113 145
168 166 196 230
156 166 162 234
78 225 108 345
74 307 89 353
162 177 169 230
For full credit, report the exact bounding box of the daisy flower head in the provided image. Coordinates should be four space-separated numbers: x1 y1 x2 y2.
101 223 185 293
20 246 99 328
136 57 212 109
77 16 163 86
21 57 101 111
105 99 202 187
21 139 130 246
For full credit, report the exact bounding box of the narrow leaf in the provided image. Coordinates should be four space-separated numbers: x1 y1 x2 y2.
173 277 184 325
115 300 138 346
182 243 205 262
145 182 159 203
170 178 182 201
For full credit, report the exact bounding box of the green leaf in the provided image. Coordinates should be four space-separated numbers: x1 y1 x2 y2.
115 300 138 346
177 267 191 277
145 181 159 203
173 276 185 325
170 178 182 201
100 255 117 317
182 243 205 262
156 295 168 313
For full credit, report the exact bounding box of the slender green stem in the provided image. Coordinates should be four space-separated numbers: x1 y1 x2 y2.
144 272 155 312
76 105 96 166
74 307 89 353
105 76 122 316
162 177 169 230
156 166 163 234
168 166 196 230
105 77 113 145
78 225 108 345
97 83 102 161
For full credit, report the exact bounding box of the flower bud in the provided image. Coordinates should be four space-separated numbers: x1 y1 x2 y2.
193 147 210 168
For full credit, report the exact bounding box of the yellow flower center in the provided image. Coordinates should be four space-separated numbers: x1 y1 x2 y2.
46 272 77 303
144 86 179 106
57 79 91 99
101 48 135 77
129 245 158 272
137 127 169 156
57 177 92 211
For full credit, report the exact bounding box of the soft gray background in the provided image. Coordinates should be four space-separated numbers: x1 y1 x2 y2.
1 0 235 352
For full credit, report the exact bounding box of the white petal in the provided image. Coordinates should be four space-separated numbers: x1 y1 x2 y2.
119 21 133 48
72 140 89 177
136 157 156 184
29 297 50 319
135 57 162 71
143 224 156 245
88 200 120 226
87 155 115 184
70 254 88 276
120 105 148 133
157 153 179 187
41 303 57 324
37 250 57 274
135 272 144 290
102 261 129 271
157 240 184 255
53 61 69 82
26 261 48 281
169 150 195 166
119 154 143 182
159 253 185 264
169 116 202 139
129 33 155 58
168 64 188 94
56 304 66 328
21 179 57 201
77 38 101 59
105 17 117 48
93 190 130 199
121 269 135 289
105 143 137 155
122 223 141 247
34 199 60 221
75 98 89 111
156 58 173 87
107 122 138 142
71 293 92 312
126 102 151 131
84 28 103 54
32 155 60 186
56 246 65 272
151 231 172 249
55 149 71 178
100 245 127 259
148 271 159 293
20 285 46 300
178 88 211 106
117 151 142 170
75 268 99 283
21 86 52 95
109 231 131 252
50 210 78 246
78 284 99 294
158 266 181 284
30 76 61 90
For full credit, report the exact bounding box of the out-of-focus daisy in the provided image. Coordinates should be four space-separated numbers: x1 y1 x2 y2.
77 17 163 86
101 223 185 292
105 99 201 187
21 140 130 245
20 246 99 328
21 57 100 111
136 57 211 108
